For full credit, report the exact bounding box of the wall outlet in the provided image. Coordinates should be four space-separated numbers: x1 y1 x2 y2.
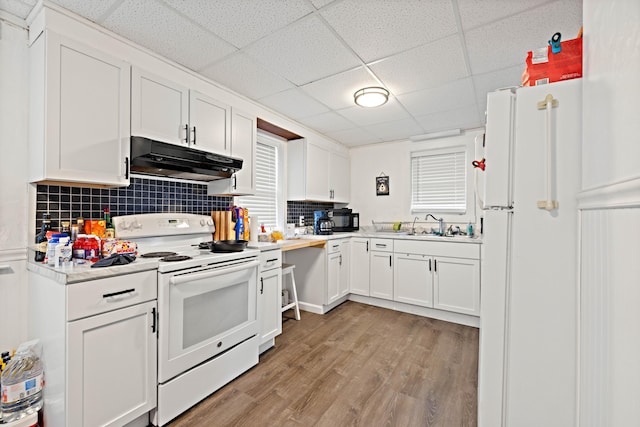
299 215 304 226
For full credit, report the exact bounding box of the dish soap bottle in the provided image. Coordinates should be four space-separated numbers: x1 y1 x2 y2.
467 221 474 237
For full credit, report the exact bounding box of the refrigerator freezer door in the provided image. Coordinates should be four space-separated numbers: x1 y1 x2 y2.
478 209 512 427
483 89 516 208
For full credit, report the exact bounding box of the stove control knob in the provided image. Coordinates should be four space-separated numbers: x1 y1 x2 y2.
118 220 130 231
200 219 206 226
207 219 214 226
131 220 142 230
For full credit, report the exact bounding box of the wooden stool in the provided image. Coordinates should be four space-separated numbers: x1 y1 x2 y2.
281 263 301 320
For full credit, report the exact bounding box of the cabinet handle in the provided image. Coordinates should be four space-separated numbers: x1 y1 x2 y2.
375 244 386 248
192 126 197 145
339 254 342 265
389 255 392 267
102 288 135 299
366 241 369 252
429 258 432 271
0 265 11 271
151 307 157 333
266 258 279 263
434 259 437 272
232 175 237 190
184 124 189 144
260 277 264 294
124 156 129 179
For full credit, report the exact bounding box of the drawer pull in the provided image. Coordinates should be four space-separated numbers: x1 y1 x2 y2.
266 258 279 263
102 288 135 299
375 244 386 248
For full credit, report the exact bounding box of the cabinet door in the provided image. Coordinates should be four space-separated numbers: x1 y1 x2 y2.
189 90 230 154
230 109 256 195
0 260 27 350
433 257 480 316
327 251 341 304
339 240 350 297
350 238 370 296
40 32 130 186
258 268 282 345
329 152 350 203
370 251 393 300
131 67 189 145
67 300 157 427
394 254 433 307
306 143 331 201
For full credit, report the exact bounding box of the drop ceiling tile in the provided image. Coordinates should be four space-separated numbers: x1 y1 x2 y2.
456 0 549 31
200 52 295 100
244 15 360 86
473 65 523 116
370 34 469 95
336 99 412 127
49 0 120 22
301 66 380 110
0 0 32 18
414 104 483 133
103 0 237 71
258 88 330 120
162 0 313 48
321 0 458 62
326 127 382 147
365 118 425 143
397 78 476 117
296 111 355 134
464 0 583 75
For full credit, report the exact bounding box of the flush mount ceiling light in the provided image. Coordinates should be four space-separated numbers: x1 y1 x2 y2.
354 86 389 107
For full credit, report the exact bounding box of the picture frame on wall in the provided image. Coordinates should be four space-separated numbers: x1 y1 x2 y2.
376 174 389 196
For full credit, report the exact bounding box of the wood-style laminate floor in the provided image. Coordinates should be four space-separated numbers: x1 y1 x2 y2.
168 301 479 427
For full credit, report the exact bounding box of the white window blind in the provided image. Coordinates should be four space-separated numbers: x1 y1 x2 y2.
237 142 278 229
411 147 467 213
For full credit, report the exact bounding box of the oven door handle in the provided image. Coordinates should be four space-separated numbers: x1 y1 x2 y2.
169 260 259 285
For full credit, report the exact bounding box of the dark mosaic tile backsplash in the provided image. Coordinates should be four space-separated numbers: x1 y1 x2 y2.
35 177 232 231
287 201 335 226
35 177 336 232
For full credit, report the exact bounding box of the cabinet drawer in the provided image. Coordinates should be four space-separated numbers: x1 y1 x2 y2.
370 238 393 252
259 249 282 271
327 240 342 254
67 270 157 321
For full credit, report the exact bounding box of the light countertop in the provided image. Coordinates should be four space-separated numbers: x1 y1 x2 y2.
27 258 159 284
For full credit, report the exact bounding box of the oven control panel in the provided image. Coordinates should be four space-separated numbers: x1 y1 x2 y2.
113 213 215 238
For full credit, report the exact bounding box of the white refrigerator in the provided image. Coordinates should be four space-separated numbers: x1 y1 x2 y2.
477 79 581 427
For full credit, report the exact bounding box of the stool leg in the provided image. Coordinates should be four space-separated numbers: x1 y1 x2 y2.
289 271 301 321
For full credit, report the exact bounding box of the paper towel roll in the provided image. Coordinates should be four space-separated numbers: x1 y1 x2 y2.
249 216 259 242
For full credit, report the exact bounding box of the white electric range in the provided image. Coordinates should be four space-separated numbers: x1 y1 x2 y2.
113 213 260 426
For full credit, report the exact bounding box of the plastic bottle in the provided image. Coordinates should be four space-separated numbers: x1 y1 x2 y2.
0 340 44 423
54 237 72 269
467 221 474 237
45 234 66 266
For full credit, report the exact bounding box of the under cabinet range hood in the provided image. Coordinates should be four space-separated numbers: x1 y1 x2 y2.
130 136 242 181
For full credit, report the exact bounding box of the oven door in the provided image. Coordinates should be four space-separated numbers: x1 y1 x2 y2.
158 259 259 383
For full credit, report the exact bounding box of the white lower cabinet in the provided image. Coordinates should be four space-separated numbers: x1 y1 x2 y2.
327 239 349 305
393 253 433 307
258 250 282 353
349 238 370 296
67 300 157 427
433 256 480 316
393 240 481 316
29 269 158 427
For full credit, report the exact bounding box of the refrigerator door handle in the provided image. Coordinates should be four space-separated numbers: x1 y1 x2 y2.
536 93 559 211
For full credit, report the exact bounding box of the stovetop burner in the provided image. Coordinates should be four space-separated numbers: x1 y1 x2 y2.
142 251 177 258
198 241 213 250
160 255 193 262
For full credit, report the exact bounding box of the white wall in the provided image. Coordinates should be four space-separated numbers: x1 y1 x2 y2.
580 1 640 425
0 15 30 351
349 129 484 231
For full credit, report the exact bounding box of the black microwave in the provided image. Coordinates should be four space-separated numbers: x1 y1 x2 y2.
330 208 359 232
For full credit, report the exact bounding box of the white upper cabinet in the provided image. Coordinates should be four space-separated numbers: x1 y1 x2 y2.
131 68 189 146
207 108 256 195
29 30 130 187
131 67 232 155
287 138 350 203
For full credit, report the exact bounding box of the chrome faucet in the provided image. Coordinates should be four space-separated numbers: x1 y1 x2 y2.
425 214 445 235
411 216 420 235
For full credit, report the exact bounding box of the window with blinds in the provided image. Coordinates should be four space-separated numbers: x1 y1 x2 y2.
411 146 467 213
237 141 279 229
